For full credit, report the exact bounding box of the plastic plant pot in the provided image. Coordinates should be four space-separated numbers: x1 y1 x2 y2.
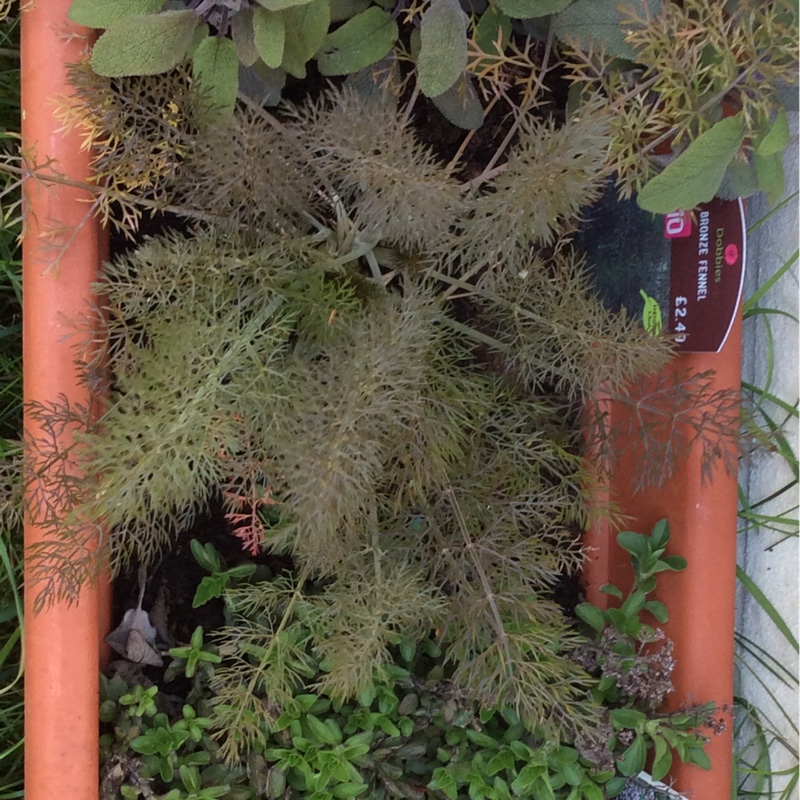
21 3 109 799
20 7 741 800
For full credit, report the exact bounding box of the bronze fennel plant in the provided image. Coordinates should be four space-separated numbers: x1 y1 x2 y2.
15 74 741 769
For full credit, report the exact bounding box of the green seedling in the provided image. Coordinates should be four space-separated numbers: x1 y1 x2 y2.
162 765 230 800
131 711 191 783
190 539 256 609
169 625 222 680
575 519 686 643
573 520 715 785
610 705 714 781
119 683 159 719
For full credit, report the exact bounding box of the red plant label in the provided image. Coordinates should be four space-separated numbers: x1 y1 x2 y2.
664 210 693 238
668 198 745 353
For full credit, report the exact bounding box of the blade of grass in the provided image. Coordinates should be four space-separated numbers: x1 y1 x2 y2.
743 247 799 315
742 383 800 421
735 655 799 745
736 565 799 653
734 696 772 800
735 633 798 687
746 192 800 234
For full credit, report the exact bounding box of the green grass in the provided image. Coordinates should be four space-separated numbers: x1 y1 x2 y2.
0 535 23 799
0 9 21 797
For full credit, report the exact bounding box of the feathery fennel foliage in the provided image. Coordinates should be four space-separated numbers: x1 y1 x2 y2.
15 77 743 767
294 87 466 256
477 248 674 399
460 107 612 265
564 0 798 199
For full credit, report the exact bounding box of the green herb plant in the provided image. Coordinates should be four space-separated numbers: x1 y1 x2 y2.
61 0 797 213
100 520 717 799
7 4 753 789
99 674 240 799
189 539 256 610
574 520 719 786
168 626 223 681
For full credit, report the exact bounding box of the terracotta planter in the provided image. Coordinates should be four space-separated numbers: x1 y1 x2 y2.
20 6 741 800
21 3 109 800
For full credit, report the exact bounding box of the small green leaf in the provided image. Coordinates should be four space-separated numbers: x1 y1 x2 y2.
465 729 500 749
582 783 604 800
431 73 484 129
557 762 582 786
605 777 627 797
193 35 239 121
305 713 338 745
610 708 647 730
757 110 790 157
332 783 369 799
617 735 647 777
226 563 257 580
429 767 458 800
575 602 605 634
192 575 225 608
91 11 199 76
651 734 673 781
179 765 201 793
265 767 287 799
643 599 669 623
620 589 647 617
487 749 516 775
417 0 468 98
330 0 372 22
649 519 670 549
508 739 532 760
511 763 545 793
637 115 746 213
605 608 627 632
495 0 572 18
398 637 416 662
659 554 688 572
357 685 375 707
190 539 221 573
599 583 623 599
473 7 511 61
755 151 786 206
553 0 660 59
69 0 165 28
282 0 331 78
231 8 259 66
616 531 650 561
317 7 397 75
254 8 286 68
686 746 712 770
534 775 556 800
639 576 656 594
